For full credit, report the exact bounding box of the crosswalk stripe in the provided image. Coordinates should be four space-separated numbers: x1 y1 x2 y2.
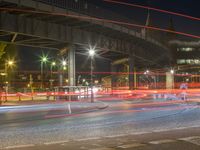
5 144 35 149
89 148 115 150
149 139 176 145
179 136 200 146
118 143 145 148
44 140 69 145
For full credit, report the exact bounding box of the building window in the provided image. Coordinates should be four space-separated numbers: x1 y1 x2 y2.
177 59 200 65
177 59 186 64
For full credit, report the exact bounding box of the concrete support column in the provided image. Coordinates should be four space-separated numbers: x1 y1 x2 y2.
128 55 135 90
166 72 174 89
68 45 76 86
59 73 63 87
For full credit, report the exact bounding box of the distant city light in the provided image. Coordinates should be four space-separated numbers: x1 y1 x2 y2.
170 69 174 74
62 61 67 66
63 66 67 70
52 61 56 66
144 70 149 75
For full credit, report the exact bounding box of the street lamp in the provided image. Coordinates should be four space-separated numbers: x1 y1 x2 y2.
62 60 67 70
8 61 14 66
170 69 174 74
89 47 95 102
50 61 56 78
50 61 56 88
62 60 67 66
40 56 48 88
5 60 14 78
4 59 15 96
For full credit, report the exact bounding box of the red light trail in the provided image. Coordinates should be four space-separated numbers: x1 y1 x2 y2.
0 7 199 39
104 0 200 21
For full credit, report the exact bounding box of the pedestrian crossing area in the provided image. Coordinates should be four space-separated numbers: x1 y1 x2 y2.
2 135 200 150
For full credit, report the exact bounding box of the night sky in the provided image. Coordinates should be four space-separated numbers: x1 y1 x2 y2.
89 0 200 37
17 0 200 71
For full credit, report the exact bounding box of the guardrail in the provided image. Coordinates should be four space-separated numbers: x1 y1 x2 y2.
0 86 112 104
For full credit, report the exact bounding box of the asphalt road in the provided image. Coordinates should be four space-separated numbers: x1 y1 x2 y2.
0 98 200 149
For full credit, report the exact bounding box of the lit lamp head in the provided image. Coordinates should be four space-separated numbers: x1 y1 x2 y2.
42 57 47 62
89 48 95 57
8 61 14 66
52 62 56 66
170 69 174 74
63 66 67 70
62 61 67 66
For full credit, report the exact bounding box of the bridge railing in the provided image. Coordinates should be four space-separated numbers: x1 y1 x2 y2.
34 0 165 45
35 0 134 24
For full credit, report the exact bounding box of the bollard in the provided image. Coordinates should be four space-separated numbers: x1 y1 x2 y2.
4 92 7 102
18 95 21 101
0 93 2 105
31 94 34 101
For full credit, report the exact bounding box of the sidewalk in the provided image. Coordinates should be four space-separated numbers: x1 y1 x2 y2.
0 97 108 115
0 95 93 106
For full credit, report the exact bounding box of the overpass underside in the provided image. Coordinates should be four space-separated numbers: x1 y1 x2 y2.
0 0 170 89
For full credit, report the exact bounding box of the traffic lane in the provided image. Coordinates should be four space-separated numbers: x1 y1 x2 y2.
0 100 196 129
0 105 199 148
5 127 200 150
0 102 107 125
96 98 191 112
0 102 197 133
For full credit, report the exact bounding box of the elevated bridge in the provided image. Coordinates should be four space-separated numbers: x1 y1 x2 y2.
0 0 170 89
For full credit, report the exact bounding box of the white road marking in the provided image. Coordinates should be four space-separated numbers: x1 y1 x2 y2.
179 136 200 146
118 143 145 148
179 136 200 141
44 140 69 145
76 137 101 141
149 139 176 145
131 131 152 135
5 144 35 149
104 134 127 138
80 146 88 149
68 104 72 114
89 148 115 150
153 125 200 133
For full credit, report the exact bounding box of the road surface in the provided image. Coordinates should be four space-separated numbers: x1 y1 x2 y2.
0 98 200 149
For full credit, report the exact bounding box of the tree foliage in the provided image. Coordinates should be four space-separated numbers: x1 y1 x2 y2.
0 43 6 60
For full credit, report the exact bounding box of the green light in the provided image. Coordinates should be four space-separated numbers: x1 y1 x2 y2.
42 57 47 62
52 62 56 66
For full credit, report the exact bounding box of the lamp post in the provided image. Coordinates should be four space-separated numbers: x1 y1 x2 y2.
50 61 56 79
62 60 67 71
40 56 48 89
89 48 95 103
50 61 56 88
4 60 14 97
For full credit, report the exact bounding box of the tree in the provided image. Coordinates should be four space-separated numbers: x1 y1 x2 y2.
0 43 6 60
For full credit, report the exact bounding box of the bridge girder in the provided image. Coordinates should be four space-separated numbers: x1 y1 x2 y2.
0 12 135 53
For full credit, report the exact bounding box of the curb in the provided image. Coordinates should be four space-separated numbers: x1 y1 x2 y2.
0 101 109 114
